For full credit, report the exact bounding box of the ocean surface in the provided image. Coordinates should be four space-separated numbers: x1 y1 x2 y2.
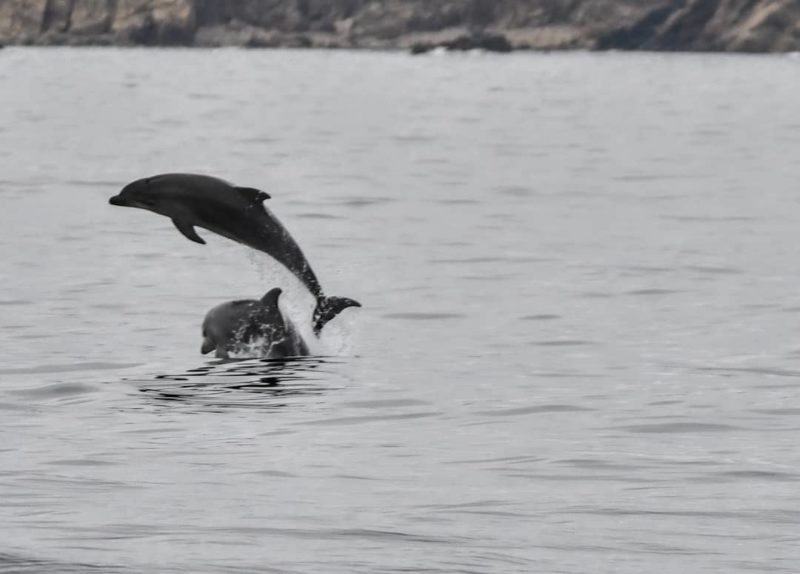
1 47 799 573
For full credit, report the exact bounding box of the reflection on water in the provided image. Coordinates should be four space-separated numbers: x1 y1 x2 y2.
131 357 340 410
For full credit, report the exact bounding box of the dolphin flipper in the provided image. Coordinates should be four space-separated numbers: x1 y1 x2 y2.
312 296 361 335
172 218 206 244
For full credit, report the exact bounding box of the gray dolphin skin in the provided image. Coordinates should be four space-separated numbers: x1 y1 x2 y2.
109 173 360 333
201 288 311 359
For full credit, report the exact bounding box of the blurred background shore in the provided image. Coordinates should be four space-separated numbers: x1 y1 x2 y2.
1 0 799 53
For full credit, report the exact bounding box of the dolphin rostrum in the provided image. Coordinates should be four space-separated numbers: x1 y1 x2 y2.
109 173 360 333
201 288 311 359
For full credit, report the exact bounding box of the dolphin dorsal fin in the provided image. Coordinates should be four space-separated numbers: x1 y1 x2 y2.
260 287 282 307
235 187 270 204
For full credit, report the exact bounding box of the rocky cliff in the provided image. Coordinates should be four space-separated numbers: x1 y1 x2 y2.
0 0 798 52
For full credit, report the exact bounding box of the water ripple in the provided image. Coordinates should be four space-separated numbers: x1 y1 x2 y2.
128 357 344 411
529 340 595 347
0 362 141 375
10 382 97 399
382 312 465 320
299 412 440 426
0 552 124 574
619 422 743 434
478 404 593 417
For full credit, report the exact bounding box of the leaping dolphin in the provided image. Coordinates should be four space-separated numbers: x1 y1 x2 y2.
201 287 311 359
109 173 360 333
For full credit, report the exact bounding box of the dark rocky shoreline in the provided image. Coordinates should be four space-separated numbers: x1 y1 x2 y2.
1 0 799 53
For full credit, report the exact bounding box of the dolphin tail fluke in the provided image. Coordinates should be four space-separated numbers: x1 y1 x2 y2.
312 296 361 335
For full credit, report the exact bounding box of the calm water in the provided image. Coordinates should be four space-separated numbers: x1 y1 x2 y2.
1 48 799 573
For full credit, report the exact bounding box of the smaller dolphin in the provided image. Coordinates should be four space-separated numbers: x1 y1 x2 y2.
201 288 313 359
109 173 360 333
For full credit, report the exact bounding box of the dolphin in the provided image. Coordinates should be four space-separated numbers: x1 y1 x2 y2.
109 173 360 333
201 288 311 359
